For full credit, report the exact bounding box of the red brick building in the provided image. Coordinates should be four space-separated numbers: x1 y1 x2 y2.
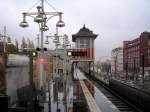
123 31 150 73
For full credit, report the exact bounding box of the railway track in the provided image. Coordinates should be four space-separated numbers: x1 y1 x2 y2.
87 75 143 112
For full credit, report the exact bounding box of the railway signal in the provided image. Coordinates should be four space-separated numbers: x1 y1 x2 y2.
36 47 47 51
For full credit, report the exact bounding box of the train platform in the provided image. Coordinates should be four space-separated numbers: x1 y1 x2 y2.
73 68 120 112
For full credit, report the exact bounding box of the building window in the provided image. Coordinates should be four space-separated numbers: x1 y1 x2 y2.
148 39 150 46
80 39 84 48
148 49 150 59
80 39 90 48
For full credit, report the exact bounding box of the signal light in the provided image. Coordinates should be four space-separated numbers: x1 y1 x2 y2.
36 47 41 51
32 51 38 57
43 48 47 51
36 47 47 51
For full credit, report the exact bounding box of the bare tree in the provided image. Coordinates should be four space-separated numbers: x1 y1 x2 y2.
21 37 27 51
15 38 19 52
27 38 35 49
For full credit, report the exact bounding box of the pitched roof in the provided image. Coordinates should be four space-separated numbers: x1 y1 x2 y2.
72 25 98 42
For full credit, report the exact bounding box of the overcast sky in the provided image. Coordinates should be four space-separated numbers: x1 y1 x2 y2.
0 0 150 60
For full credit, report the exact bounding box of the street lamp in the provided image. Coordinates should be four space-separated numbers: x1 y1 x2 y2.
19 1 65 54
45 27 67 49
56 12 65 27
19 13 29 28
34 6 44 23
63 34 69 48
19 0 65 90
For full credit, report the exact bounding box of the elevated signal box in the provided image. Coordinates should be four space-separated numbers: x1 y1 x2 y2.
72 25 98 60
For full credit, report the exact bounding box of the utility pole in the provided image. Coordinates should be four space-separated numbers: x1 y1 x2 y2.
142 54 144 88
133 58 135 81
63 34 69 112
37 34 40 48
19 0 65 90
125 62 128 80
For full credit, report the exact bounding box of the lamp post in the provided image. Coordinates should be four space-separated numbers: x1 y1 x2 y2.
125 62 128 80
45 27 62 49
45 29 69 112
19 0 65 90
62 34 69 112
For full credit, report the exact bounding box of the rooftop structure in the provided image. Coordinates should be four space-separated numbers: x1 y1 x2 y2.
72 25 98 60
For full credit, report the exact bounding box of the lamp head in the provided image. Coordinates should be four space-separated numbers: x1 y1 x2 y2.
19 21 29 28
56 20 65 27
53 34 59 43
34 6 44 23
37 6 43 14
45 36 49 44
40 25 49 31
56 41 60 46
19 13 29 28
53 37 58 43
40 17 49 31
45 40 49 44
56 12 65 27
34 15 44 23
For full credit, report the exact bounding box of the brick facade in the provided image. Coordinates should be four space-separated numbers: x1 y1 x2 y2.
123 32 150 73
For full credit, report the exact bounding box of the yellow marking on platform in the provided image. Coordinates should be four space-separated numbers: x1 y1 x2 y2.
79 80 102 112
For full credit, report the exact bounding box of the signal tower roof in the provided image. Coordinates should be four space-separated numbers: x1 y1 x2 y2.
72 25 98 42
